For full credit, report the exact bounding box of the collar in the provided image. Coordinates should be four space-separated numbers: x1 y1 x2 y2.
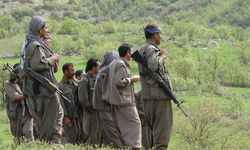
121 58 130 68
146 40 158 48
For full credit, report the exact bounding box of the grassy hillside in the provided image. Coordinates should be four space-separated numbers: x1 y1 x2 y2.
1 0 250 28
0 0 250 149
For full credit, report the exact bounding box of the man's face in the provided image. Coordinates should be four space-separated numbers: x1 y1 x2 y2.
65 65 75 79
43 32 52 46
39 26 48 38
154 32 161 45
126 50 132 61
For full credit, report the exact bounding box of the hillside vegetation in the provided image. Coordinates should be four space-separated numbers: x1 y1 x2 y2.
0 0 250 149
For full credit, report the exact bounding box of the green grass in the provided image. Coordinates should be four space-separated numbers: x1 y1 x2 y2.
0 35 24 55
0 109 12 145
0 86 250 149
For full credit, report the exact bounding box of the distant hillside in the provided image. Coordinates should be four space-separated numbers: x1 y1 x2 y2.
0 0 250 89
0 0 250 28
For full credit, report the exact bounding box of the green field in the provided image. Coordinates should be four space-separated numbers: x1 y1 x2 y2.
0 38 249 149
0 87 249 149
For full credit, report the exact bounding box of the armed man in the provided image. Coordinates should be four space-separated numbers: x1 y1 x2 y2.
4 64 34 144
78 58 100 145
138 24 173 150
103 44 142 149
22 16 63 147
93 51 124 148
58 63 80 144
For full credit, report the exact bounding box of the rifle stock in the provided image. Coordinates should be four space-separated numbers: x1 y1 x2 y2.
131 50 188 117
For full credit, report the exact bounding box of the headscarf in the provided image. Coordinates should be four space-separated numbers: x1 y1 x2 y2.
99 51 119 69
25 16 51 50
20 16 54 69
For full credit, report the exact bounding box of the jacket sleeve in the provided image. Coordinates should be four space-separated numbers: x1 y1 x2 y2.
145 46 161 72
115 65 129 89
29 46 54 71
78 79 91 107
4 82 20 102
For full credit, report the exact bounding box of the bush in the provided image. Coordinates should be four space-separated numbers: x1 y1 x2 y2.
176 98 221 149
101 22 117 34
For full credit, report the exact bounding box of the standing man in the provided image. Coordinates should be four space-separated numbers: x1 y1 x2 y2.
104 44 141 149
78 58 100 145
22 16 63 146
138 24 173 149
4 65 34 144
58 63 80 144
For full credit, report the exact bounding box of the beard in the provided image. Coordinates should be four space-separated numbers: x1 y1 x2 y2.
156 40 161 45
69 74 74 79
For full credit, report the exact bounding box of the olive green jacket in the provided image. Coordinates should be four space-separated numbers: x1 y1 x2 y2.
138 41 171 100
58 79 78 118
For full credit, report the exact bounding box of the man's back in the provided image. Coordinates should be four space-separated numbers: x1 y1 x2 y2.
4 80 22 119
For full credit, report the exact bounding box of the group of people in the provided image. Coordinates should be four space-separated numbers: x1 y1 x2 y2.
4 16 173 150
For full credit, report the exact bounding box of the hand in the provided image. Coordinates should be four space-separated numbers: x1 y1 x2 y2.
160 53 166 61
131 75 140 83
63 116 72 127
61 127 65 135
160 48 167 56
159 49 167 61
50 54 60 62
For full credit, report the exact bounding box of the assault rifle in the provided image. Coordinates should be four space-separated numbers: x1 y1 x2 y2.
131 50 188 117
3 63 70 103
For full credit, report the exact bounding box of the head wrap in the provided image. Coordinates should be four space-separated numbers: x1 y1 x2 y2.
100 51 119 69
24 16 53 57
29 16 46 34
144 26 161 34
